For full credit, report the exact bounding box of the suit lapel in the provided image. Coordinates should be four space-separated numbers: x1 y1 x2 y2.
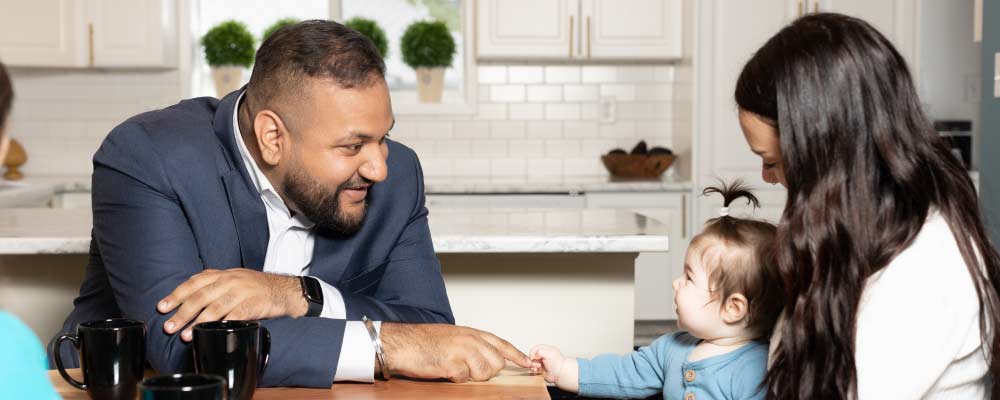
214 86 268 270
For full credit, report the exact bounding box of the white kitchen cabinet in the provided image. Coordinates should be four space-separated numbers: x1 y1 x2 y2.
585 192 688 320
691 0 916 227
579 0 683 60
0 0 177 68
476 0 682 60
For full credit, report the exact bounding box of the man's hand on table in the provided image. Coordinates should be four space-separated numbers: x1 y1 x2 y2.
157 269 306 341
379 323 534 383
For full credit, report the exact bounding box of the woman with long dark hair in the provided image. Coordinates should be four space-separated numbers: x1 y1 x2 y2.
735 13 1000 399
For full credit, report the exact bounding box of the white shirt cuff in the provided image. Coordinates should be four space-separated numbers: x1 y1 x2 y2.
315 277 346 319
333 320 379 383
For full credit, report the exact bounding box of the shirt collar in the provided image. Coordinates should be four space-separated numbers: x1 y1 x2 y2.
233 91 315 229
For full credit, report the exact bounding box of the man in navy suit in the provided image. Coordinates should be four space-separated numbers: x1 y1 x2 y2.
54 20 531 387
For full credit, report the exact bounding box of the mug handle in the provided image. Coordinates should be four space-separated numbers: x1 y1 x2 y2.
54 334 87 390
258 327 271 376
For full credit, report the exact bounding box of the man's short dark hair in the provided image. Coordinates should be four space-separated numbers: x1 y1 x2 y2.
0 61 13 129
247 19 386 112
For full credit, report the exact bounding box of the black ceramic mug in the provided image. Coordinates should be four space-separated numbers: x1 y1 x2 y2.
53 318 147 400
138 373 226 400
192 320 270 400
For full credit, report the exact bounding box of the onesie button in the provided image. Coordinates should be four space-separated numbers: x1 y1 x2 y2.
684 369 696 382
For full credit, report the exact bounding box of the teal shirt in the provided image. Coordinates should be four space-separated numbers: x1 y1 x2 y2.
0 311 61 400
578 332 768 400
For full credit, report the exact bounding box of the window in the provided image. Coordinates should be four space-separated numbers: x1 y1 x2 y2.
189 0 476 115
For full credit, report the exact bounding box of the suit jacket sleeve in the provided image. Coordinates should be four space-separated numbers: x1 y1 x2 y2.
339 148 454 324
92 122 346 388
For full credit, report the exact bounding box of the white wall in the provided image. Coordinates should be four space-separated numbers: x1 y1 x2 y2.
918 0 982 169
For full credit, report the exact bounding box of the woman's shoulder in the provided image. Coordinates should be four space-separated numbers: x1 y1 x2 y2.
869 210 975 292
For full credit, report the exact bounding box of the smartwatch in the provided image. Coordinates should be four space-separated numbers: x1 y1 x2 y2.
299 276 324 317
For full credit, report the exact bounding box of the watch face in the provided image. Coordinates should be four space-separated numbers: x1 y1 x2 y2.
304 277 323 302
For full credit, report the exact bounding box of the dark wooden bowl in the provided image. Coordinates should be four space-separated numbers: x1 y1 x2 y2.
600 153 676 178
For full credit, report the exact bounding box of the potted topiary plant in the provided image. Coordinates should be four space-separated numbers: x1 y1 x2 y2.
400 20 455 103
262 18 300 43
201 20 255 98
345 17 389 59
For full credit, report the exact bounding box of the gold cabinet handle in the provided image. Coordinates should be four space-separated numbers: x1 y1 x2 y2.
798 0 803 16
88 23 95 67
569 15 574 58
814 1 819 13
586 16 592 59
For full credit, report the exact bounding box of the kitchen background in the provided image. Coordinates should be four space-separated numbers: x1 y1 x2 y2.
0 0 993 348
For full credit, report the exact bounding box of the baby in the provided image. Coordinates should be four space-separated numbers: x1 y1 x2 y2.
531 181 783 400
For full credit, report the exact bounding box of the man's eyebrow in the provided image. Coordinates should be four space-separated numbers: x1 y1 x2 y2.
340 120 394 143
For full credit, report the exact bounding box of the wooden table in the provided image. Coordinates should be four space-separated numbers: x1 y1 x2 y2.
50 367 551 399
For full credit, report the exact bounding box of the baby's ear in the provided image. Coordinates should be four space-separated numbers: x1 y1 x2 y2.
721 293 749 324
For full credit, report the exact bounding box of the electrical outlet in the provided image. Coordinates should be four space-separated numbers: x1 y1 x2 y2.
599 97 616 123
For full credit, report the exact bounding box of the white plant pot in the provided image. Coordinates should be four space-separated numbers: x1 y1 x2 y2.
211 65 245 98
415 67 445 103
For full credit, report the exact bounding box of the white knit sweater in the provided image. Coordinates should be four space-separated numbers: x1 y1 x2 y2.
769 211 991 399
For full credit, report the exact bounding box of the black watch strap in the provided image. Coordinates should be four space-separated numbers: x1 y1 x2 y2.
300 276 324 317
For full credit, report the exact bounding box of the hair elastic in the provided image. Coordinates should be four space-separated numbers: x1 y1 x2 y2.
719 207 730 217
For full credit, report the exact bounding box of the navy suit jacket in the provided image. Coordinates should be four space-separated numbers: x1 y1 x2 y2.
52 89 454 387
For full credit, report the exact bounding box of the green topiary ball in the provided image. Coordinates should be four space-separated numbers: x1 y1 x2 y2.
262 18 301 43
345 17 389 59
400 20 456 68
201 20 255 67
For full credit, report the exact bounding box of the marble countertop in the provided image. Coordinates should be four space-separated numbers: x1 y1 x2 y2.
0 207 669 255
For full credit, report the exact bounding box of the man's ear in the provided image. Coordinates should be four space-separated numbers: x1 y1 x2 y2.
721 293 749 325
254 109 287 167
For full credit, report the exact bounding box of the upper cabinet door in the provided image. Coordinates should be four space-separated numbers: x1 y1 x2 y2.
88 0 177 67
580 0 682 59
0 0 87 67
477 0 578 60
814 0 917 74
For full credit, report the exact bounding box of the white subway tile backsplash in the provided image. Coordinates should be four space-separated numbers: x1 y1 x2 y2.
416 121 455 139
599 121 637 138
527 159 563 178
544 103 581 120
562 121 600 139
509 103 545 120
478 66 507 84
400 139 436 157
452 121 491 139
490 121 527 138
508 66 544 83
526 121 564 139
471 139 509 157
563 158 605 177
544 139 582 157
635 84 673 101
507 139 546 157
580 103 600 121
617 66 655 83
582 66 618 83
600 84 637 101
490 85 526 102
478 85 491 101
475 103 508 120
544 66 581 83
617 103 657 120
653 66 675 82
490 158 527 176
563 85 599 102
526 85 563 102
581 139 618 156
453 158 492 176
420 158 455 176
436 139 473 156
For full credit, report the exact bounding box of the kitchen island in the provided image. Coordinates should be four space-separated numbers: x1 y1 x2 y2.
0 207 668 358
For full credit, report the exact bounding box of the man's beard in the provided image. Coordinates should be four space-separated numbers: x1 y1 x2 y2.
283 165 370 236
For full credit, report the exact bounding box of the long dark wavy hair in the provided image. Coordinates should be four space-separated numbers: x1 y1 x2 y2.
735 13 1000 399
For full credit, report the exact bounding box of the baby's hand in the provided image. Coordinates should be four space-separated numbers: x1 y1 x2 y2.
529 345 566 384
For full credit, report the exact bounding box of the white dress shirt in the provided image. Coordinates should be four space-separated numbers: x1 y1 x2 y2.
233 92 376 383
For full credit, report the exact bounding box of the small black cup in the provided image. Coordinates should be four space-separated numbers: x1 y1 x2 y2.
53 318 147 400
193 321 270 400
139 373 226 400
